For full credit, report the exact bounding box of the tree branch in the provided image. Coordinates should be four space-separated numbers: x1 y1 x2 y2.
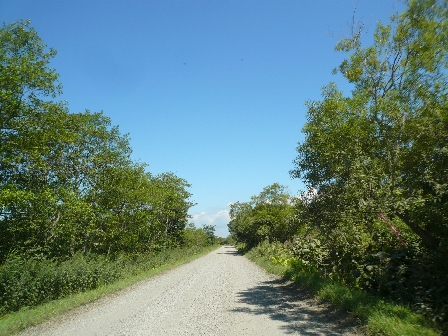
395 211 440 248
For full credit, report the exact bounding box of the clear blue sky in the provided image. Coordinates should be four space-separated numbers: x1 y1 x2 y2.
1 0 404 237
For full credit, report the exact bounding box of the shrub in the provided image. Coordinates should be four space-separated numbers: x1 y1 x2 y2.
0 245 207 316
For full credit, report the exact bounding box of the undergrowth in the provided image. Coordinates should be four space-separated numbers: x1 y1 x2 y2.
0 245 213 316
244 242 442 336
0 244 219 335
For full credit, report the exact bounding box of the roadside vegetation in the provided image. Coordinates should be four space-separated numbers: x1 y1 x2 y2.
229 1 448 335
245 241 440 336
0 19 218 332
0 244 219 336
0 228 216 317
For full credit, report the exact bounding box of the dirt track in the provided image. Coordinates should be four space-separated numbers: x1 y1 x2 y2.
20 246 359 335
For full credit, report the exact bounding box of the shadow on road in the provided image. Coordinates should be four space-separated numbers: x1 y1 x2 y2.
216 250 241 256
216 246 242 256
231 278 359 335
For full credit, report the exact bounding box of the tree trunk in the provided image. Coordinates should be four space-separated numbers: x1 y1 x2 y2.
395 212 440 249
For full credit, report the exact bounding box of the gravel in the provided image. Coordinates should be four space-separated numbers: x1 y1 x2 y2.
19 246 360 335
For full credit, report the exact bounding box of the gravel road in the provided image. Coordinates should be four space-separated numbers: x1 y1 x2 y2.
20 246 360 335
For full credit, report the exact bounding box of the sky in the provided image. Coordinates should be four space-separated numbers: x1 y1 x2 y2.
1 0 405 237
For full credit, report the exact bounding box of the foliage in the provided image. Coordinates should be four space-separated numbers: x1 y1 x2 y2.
182 223 217 248
0 245 211 316
0 245 219 336
218 235 234 245
201 224 216 245
228 183 299 248
0 20 196 262
225 0 448 330
291 0 448 250
244 243 441 336
286 0 448 327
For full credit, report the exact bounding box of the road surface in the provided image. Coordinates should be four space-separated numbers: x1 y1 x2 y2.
20 246 359 335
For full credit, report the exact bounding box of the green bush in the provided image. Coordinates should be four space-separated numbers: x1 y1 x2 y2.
0 246 205 316
244 242 441 335
288 226 448 326
243 235 447 333
218 236 234 245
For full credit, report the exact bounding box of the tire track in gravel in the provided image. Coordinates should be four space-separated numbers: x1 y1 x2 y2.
19 246 360 335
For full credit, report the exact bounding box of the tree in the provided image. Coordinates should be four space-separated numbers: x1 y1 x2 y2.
0 20 66 259
182 223 208 247
228 183 297 248
145 173 195 249
290 0 448 250
0 20 196 260
202 224 216 245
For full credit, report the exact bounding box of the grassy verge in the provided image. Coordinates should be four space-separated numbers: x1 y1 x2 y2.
0 244 219 336
245 250 441 336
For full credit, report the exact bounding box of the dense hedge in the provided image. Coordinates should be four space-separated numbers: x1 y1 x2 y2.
0 245 206 316
244 241 441 336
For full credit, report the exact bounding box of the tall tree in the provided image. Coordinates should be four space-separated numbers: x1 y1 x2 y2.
291 0 448 250
147 173 195 248
0 20 196 259
1 20 65 259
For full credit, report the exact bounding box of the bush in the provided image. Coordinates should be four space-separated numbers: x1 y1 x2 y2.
245 241 441 335
0 245 207 316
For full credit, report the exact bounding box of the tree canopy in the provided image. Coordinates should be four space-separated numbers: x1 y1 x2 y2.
290 0 448 250
228 183 299 249
0 20 196 261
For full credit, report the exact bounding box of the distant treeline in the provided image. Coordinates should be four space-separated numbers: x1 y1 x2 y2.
0 20 210 262
229 0 448 329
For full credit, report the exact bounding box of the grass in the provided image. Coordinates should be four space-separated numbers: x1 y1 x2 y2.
245 250 441 336
0 244 219 336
